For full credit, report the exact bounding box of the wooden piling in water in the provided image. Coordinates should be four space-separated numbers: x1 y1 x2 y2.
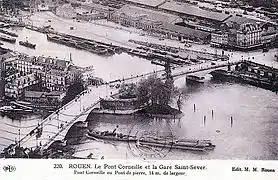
194 104 196 112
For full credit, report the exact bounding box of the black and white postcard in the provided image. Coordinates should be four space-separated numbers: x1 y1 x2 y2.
0 0 277 179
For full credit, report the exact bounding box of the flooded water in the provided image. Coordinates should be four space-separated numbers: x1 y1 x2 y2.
0 25 277 160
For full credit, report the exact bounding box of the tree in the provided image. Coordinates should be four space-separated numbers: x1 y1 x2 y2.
136 75 175 106
62 80 85 105
118 83 136 99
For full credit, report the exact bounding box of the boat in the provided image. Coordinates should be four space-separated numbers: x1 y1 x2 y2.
186 75 206 84
19 39 36 49
47 34 114 56
87 130 137 142
0 35 16 43
87 130 216 151
139 138 215 151
0 29 18 37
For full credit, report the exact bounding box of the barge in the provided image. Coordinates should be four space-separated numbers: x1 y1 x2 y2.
87 130 137 142
0 29 18 37
210 69 278 92
47 34 114 56
0 35 16 43
87 130 215 152
19 40 36 49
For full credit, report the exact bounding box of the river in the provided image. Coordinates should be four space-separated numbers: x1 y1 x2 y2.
0 21 277 160
0 27 163 81
72 80 278 160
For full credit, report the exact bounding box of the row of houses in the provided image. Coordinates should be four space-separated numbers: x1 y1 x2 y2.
2 52 95 99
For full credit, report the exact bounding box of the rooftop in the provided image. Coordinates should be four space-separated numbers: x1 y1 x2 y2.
224 16 264 25
25 91 64 98
125 0 166 7
117 5 181 24
10 74 37 86
160 23 210 38
159 1 231 22
35 56 70 69
48 69 67 76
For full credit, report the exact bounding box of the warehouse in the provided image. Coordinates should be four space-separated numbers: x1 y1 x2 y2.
156 23 211 44
158 1 231 26
108 5 181 31
125 0 166 8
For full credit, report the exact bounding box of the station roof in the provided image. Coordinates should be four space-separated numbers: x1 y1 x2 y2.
125 0 165 7
159 2 231 22
117 5 181 24
160 23 210 39
224 16 264 25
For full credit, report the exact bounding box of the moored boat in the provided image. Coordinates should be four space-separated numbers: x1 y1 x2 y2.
19 39 36 49
186 75 206 84
87 130 137 142
138 136 215 151
0 29 18 37
87 130 216 151
0 35 16 43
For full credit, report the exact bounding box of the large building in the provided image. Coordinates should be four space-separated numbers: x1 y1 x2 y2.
211 15 278 50
4 54 33 75
261 23 278 47
125 0 166 8
5 73 40 99
3 54 72 98
158 1 231 27
33 56 70 71
108 5 210 43
155 22 211 44
234 23 262 49
39 69 67 92
108 5 181 31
